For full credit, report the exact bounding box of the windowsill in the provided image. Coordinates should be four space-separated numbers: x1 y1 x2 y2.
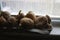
50 27 60 35
50 17 60 35
51 17 60 27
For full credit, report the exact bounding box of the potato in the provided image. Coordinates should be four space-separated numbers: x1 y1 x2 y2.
19 17 34 29
1 11 10 20
8 16 17 25
25 11 36 22
46 15 51 24
0 16 7 25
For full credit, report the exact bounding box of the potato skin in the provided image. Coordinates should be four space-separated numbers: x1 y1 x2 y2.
17 13 25 20
1 11 10 20
35 16 48 25
19 17 34 30
35 15 51 29
44 23 52 29
46 15 51 24
8 16 17 25
25 11 36 22
18 10 25 19
0 16 8 27
16 10 25 24
0 16 7 24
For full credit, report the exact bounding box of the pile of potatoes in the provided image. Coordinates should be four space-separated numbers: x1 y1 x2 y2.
0 10 52 30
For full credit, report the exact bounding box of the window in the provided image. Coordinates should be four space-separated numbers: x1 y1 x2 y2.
1 0 60 17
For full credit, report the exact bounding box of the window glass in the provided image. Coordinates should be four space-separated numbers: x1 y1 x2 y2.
1 0 60 17
53 0 60 16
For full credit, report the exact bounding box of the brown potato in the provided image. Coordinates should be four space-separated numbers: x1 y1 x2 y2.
19 17 34 29
25 11 36 22
17 13 24 19
1 11 10 20
0 11 1 16
46 15 51 24
8 16 17 25
0 16 7 24
35 16 48 29
18 10 24 18
44 23 52 29
16 10 25 23
35 16 48 25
